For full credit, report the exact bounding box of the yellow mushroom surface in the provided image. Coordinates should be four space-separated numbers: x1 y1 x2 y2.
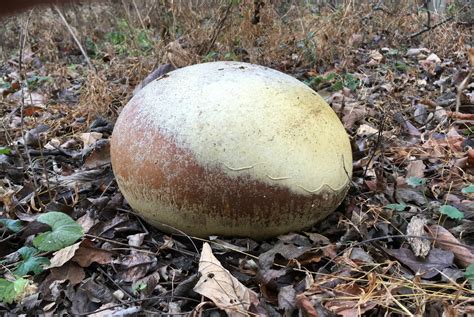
111 61 352 239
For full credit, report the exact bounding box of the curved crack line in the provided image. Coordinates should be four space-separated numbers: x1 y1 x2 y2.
223 163 262 171
296 181 350 194
266 175 291 181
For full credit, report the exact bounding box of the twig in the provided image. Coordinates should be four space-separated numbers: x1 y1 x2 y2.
455 69 472 113
363 111 386 179
198 1 233 56
410 15 454 38
54 5 95 71
131 0 146 30
18 10 38 190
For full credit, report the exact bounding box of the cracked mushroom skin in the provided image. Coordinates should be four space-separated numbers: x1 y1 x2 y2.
111 61 352 239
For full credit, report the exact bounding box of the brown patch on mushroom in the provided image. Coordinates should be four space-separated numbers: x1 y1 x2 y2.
111 108 348 238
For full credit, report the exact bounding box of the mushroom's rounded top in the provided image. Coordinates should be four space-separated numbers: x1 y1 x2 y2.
113 61 352 196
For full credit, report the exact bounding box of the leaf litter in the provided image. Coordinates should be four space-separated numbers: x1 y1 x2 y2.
0 1 473 316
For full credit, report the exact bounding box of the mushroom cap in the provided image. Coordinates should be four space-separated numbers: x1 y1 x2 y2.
111 61 352 239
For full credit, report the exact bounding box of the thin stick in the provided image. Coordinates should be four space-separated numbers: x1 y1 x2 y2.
131 0 146 30
409 15 453 39
455 69 472 113
54 5 95 71
18 10 38 190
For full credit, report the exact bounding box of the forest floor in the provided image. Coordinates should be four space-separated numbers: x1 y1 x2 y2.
0 1 473 316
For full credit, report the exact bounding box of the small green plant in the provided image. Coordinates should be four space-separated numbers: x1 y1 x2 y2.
384 203 407 211
0 78 11 90
406 176 426 188
203 51 219 62
297 31 318 65
104 18 153 56
132 282 147 294
463 125 474 137
439 205 464 220
0 218 22 233
14 247 50 276
137 30 153 52
224 51 238 61
0 212 83 304
26 75 51 90
461 185 474 194
0 277 31 304
33 212 84 252
465 263 474 290
85 37 99 58
394 60 408 72
0 147 12 155
107 31 126 46
305 72 360 91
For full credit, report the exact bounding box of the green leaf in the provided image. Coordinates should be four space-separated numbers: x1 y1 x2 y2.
14 247 50 276
26 75 51 90
331 81 343 91
325 73 335 81
33 212 84 252
107 31 126 45
388 49 399 56
406 176 426 188
344 73 360 91
395 60 408 72
461 185 474 194
137 30 152 51
465 263 474 290
385 203 407 211
439 205 464 220
0 278 29 304
132 282 147 294
0 218 22 233
0 147 11 155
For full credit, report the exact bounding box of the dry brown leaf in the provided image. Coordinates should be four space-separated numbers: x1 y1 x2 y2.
407 216 430 257
50 262 85 285
193 243 259 317
427 224 474 268
47 242 82 269
295 294 318 317
406 160 426 178
72 239 113 267
80 132 103 148
47 239 113 269
84 139 111 169
115 250 157 282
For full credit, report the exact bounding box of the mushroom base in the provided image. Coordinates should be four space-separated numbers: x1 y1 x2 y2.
116 175 349 239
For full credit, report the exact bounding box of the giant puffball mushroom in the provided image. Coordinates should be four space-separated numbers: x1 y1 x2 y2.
111 61 352 239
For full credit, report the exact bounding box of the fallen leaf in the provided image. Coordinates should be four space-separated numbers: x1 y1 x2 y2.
295 294 318 317
426 53 441 63
84 139 111 169
80 132 103 148
47 242 82 269
127 233 147 248
427 225 474 268
50 262 85 285
115 250 157 282
406 48 430 56
385 247 454 278
193 243 259 317
406 216 430 257
278 285 296 311
72 239 113 267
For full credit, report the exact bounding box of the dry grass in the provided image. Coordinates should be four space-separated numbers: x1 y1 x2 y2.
0 0 470 124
